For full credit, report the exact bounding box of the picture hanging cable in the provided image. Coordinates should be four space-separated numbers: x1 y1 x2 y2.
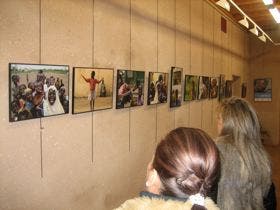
174 0 177 129
91 0 95 163
155 0 159 145
39 0 43 178
128 0 132 152
40 118 44 178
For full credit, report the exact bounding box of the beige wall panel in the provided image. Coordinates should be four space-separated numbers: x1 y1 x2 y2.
93 1 132 209
41 0 92 65
94 0 131 68
202 100 213 134
202 2 214 137
213 10 222 76
39 0 96 210
185 0 191 74
0 1 43 209
211 99 219 138
131 0 157 71
175 104 189 128
259 112 279 145
185 0 191 127
221 18 231 80
202 2 214 76
175 0 188 128
157 105 175 140
189 101 202 129
157 0 175 140
126 1 157 207
89 110 133 210
175 0 187 69
190 0 203 75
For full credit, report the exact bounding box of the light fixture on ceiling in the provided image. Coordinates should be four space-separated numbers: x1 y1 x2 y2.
238 17 249 28
249 25 259 36
263 0 274 5
216 0 230 12
269 8 280 23
214 0 276 44
258 33 267 42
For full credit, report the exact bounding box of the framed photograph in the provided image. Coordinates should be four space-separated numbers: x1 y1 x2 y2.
72 67 114 114
184 75 198 101
225 80 233 98
116 69 145 109
9 63 69 122
170 67 182 107
241 82 247 98
147 72 168 105
210 77 219 99
219 74 226 101
198 76 210 100
254 78 272 101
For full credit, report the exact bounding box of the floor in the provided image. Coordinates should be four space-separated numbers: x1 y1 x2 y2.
265 145 280 210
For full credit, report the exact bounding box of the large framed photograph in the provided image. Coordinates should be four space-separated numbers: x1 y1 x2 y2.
72 67 114 114
210 77 219 99
198 76 210 100
219 74 226 101
254 78 272 101
225 80 233 98
184 75 198 101
170 67 182 107
116 69 145 109
9 63 69 122
147 72 168 105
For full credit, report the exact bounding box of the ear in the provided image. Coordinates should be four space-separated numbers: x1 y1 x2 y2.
145 169 161 194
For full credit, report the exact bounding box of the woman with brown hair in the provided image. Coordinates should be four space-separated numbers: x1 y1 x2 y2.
115 127 220 210
216 97 273 210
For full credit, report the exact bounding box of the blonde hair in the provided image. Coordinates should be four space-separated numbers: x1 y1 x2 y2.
217 97 271 189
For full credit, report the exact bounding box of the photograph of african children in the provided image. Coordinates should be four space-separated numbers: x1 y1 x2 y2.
225 80 233 98
72 67 113 114
170 67 182 107
147 72 168 105
209 77 219 99
184 75 198 101
198 76 210 100
219 74 226 101
9 63 69 122
116 69 145 109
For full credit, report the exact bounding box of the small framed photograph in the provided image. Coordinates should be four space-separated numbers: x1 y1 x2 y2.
170 67 183 107
116 69 145 109
198 76 210 100
184 75 199 101
241 82 247 98
72 67 114 114
254 78 272 101
225 80 233 98
147 72 168 105
210 77 219 99
219 74 226 101
9 63 69 122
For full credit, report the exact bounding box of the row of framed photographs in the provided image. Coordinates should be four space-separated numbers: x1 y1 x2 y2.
9 63 233 122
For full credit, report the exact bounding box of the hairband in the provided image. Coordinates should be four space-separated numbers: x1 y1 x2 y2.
189 193 205 206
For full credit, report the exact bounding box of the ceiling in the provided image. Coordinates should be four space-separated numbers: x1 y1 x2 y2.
212 0 280 44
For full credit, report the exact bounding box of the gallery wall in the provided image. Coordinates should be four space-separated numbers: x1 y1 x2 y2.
0 0 249 209
249 35 280 146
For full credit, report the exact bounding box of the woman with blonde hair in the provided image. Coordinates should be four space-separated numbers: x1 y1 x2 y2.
115 127 220 210
216 97 273 210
